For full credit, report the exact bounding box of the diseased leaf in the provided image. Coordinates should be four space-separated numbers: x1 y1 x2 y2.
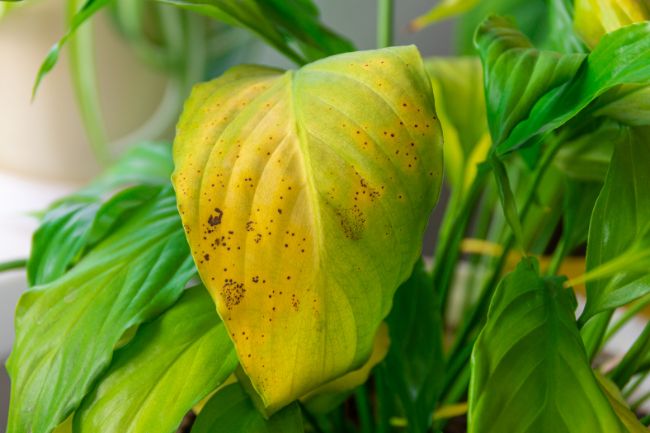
75 286 238 433
474 16 586 149
425 57 490 198
301 323 390 414
495 21 650 156
574 0 650 48
469 258 625 433
7 187 195 433
191 383 303 433
172 46 443 412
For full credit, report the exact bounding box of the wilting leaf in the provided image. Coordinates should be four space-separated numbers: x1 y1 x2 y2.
493 21 650 156
475 16 586 150
574 0 650 48
7 187 195 433
27 143 174 286
425 57 490 197
191 384 303 433
380 259 444 433
74 287 238 433
172 46 443 412
469 258 626 433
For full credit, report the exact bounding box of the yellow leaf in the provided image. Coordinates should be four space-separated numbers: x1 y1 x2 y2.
172 46 443 413
575 0 650 47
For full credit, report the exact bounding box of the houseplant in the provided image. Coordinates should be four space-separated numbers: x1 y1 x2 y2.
4 0 650 432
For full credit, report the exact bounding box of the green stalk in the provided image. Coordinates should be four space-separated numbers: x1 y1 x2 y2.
605 293 650 343
377 0 394 48
0 259 27 273
67 0 111 166
443 138 564 396
610 320 650 387
354 385 373 433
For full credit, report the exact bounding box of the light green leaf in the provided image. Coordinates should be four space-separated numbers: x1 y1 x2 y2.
27 143 174 286
172 46 443 412
495 21 650 155
7 187 195 433
580 127 650 323
474 16 586 149
74 286 238 433
424 57 490 197
410 0 480 31
469 258 626 433
191 383 303 433
574 0 650 48
596 372 648 433
379 259 444 433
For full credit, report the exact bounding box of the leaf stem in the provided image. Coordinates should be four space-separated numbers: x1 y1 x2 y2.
0 259 28 273
67 0 111 166
354 385 373 433
377 0 394 48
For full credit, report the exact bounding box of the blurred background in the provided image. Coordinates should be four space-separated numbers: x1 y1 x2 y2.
0 0 454 427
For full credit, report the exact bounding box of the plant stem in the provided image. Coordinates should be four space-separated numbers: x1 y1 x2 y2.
0 259 27 273
377 0 394 48
67 0 111 166
354 386 373 433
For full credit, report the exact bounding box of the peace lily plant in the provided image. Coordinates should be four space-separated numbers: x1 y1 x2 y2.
4 0 650 432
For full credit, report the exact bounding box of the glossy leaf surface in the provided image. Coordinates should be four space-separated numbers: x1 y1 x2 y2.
7 187 195 433
173 46 443 411
75 286 238 433
492 21 650 155
469 258 625 433
191 384 303 433
475 16 585 149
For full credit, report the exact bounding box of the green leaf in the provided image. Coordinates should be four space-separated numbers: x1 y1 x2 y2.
562 179 603 253
496 21 650 155
33 0 112 96
7 187 195 433
424 57 490 198
490 155 525 252
172 46 443 412
191 383 303 433
594 84 650 126
161 0 354 65
580 127 650 322
474 16 586 149
469 258 626 433
596 372 648 433
380 259 444 433
27 143 174 286
74 286 238 433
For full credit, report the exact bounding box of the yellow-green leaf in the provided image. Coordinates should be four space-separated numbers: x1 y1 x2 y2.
595 372 648 433
574 0 650 48
410 0 480 31
172 46 443 413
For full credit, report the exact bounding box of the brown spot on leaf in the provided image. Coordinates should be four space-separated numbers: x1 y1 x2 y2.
208 208 223 226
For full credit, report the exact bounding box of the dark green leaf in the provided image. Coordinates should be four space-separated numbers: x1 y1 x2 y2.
594 84 650 127
580 127 650 324
490 155 525 251
74 286 238 433
380 259 444 433
474 16 586 149
497 22 650 155
191 383 303 433
469 258 625 433
562 180 603 253
7 187 195 433
161 0 353 64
